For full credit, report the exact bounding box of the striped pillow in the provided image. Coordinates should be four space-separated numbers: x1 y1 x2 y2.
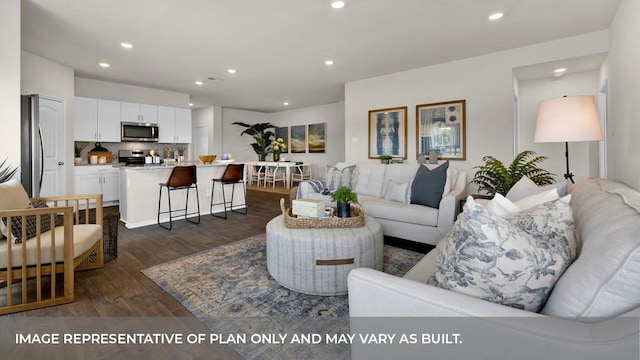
325 165 357 191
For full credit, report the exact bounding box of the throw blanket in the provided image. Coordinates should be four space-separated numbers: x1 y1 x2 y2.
297 179 326 199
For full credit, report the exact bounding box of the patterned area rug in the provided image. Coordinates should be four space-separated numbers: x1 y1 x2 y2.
143 234 424 359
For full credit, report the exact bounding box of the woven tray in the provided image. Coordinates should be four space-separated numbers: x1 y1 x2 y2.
279 198 365 229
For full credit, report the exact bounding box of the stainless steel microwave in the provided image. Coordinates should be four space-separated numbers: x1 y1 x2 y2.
121 122 159 142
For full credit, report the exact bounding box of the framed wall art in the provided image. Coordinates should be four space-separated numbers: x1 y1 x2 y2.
368 106 408 159
290 125 306 153
307 123 326 153
416 100 466 160
274 126 289 153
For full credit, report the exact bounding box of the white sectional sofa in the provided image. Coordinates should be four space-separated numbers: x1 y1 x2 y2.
296 162 468 246
347 178 640 359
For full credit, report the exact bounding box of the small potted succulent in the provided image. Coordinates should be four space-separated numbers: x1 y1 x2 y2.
378 154 392 164
330 186 358 218
74 142 88 165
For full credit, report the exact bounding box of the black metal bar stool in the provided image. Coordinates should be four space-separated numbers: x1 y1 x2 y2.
158 165 200 230
210 163 247 219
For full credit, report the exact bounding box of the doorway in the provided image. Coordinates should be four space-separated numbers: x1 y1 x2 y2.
39 96 66 197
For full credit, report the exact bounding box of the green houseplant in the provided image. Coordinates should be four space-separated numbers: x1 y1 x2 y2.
0 158 18 183
378 154 392 164
331 186 358 218
232 122 276 161
470 150 555 196
74 142 89 164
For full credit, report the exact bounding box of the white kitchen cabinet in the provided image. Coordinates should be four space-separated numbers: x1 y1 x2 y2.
75 165 120 206
74 97 121 142
121 102 158 124
158 106 192 143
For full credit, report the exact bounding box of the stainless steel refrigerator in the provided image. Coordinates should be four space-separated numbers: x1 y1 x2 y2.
20 94 42 197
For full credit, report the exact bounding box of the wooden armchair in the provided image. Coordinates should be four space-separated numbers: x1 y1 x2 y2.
0 190 104 315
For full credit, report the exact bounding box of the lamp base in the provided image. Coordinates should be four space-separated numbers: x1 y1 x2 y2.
564 142 574 184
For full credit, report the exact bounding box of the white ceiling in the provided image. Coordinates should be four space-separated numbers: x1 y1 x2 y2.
21 0 621 113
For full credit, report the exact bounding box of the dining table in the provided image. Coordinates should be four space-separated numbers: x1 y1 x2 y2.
250 161 300 189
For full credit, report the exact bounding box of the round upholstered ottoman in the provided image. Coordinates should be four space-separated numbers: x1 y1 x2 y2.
266 214 383 296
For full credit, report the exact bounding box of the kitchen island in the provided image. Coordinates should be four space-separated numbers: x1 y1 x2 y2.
119 163 245 229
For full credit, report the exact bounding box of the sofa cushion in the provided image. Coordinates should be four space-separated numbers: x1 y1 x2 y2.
486 189 559 219
410 161 449 208
0 179 32 238
542 179 640 320
384 180 412 204
325 165 357 191
354 165 387 198
428 196 576 312
506 176 569 202
362 198 438 227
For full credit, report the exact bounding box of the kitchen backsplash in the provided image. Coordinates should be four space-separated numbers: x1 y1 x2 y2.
75 141 191 163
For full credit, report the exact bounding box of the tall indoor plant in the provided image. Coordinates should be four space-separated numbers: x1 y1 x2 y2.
470 150 555 196
232 122 276 161
0 158 18 183
331 186 358 218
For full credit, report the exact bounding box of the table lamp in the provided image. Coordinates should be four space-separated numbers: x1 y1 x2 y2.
534 95 604 183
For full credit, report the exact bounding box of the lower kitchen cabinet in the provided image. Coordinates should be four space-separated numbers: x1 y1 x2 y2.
75 165 120 206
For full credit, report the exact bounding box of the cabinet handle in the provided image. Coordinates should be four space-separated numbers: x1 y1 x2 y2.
94 132 97 140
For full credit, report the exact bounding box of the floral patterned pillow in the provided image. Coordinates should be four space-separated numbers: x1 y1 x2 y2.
427 196 577 312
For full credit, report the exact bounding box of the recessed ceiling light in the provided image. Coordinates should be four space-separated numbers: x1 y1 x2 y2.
188 103 194 107
99 62 110 68
227 69 237 74
331 0 345 9
283 102 289 106
120 42 133 49
325 60 334 66
195 81 203 85
488 11 504 20
554 68 567 73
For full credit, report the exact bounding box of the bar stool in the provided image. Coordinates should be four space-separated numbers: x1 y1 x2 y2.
210 163 247 219
157 165 200 230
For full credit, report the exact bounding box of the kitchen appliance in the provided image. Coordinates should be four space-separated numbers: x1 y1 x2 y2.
20 94 42 197
121 121 159 142
119 149 159 165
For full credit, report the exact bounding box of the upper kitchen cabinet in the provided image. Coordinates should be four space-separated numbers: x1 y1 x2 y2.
158 106 192 143
121 102 158 124
74 97 120 142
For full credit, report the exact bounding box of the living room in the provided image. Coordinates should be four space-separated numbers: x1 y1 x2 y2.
2 0 640 359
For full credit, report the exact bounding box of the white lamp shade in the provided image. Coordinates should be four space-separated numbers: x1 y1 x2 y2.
534 95 604 143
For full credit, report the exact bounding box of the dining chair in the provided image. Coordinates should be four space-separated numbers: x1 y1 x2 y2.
263 162 287 188
291 163 312 184
247 162 265 187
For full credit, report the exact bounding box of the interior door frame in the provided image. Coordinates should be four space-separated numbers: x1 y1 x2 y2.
39 95 66 196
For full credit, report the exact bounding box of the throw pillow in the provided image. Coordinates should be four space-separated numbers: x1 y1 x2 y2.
384 180 412 204
427 196 576 312
410 161 449 208
487 189 559 219
2 200 53 244
325 165 357 191
506 176 569 202
0 179 32 238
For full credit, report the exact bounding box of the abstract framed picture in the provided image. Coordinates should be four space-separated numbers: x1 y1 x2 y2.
368 106 408 159
416 100 466 161
290 125 306 153
274 126 289 153
307 123 326 153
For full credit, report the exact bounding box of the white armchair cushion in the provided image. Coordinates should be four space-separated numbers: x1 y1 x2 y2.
0 179 32 237
428 196 576 312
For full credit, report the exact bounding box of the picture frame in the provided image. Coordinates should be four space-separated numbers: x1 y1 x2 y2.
307 123 326 153
416 100 466 161
290 125 306 153
368 106 408 159
274 126 289 153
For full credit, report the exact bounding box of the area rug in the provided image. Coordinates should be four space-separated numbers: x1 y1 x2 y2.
143 234 424 359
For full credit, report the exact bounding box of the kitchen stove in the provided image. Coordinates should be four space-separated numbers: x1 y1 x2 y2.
118 149 158 165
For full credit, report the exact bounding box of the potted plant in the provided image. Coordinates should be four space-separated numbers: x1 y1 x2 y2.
378 154 392 164
0 158 18 183
175 144 187 162
232 122 276 161
331 186 358 218
470 150 555 196
271 137 286 161
74 142 88 165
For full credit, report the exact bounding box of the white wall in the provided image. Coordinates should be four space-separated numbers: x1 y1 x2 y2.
344 31 610 188
221 108 271 162
75 77 190 108
518 71 601 182
267 102 345 178
607 0 640 189
0 0 21 169
21 51 75 194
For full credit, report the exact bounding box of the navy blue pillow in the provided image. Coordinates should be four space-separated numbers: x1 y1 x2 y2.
410 161 449 208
